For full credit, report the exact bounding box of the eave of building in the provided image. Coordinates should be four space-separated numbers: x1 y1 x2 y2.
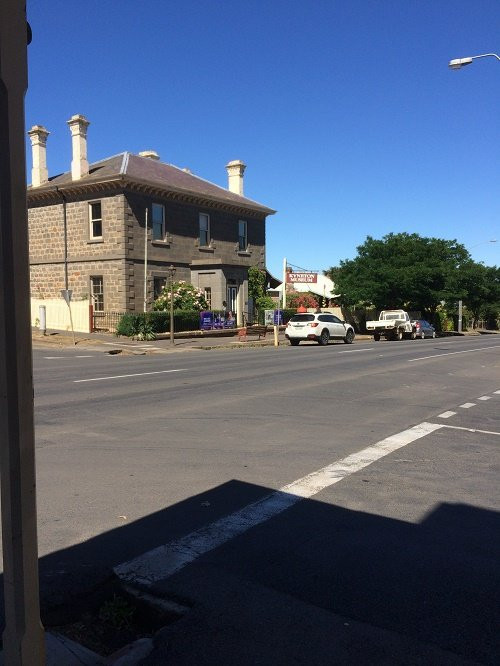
27 175 276 219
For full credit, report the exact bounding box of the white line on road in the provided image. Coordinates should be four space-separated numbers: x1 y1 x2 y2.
438 411 456 419
478 396 492 401
102 342 155 348
495 390 500 395
115 421 442 586
76 355 94 358
408 345 500 362
459 403 476 409
441 424 500 436
74 369 187 383
337 348 374 354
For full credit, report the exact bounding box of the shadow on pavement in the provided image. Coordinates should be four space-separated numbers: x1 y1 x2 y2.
0 480 498 664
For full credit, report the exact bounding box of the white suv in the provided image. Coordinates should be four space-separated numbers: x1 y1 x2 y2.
285 313 355 346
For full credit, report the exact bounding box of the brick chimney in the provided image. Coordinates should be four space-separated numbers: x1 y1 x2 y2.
27 125 49 187
67 114 90 180
225 160 246 196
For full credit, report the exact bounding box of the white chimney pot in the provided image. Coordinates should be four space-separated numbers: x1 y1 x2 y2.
138 150 160 160
27 125 50 187
67 114 90 180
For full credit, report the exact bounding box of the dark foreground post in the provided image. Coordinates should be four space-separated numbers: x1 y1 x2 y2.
0 1 45 663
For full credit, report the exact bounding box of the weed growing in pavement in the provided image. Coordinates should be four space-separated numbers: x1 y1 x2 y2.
98 594 135 629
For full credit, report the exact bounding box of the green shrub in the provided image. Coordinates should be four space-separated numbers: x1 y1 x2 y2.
116 310 203 337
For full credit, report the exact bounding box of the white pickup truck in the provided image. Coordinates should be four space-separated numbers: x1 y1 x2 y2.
366 310 417 341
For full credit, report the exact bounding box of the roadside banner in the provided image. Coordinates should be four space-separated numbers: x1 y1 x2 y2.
200 311 213 330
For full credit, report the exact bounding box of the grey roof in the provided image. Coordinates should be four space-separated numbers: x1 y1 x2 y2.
34 152 275 216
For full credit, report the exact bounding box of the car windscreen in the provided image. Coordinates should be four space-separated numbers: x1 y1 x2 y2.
289 314 315 322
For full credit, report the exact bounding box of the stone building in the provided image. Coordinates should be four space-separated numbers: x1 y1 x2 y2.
27 115 275 326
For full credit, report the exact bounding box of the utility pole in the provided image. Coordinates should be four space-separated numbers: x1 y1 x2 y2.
282 257 287 310
0 2 46 663
143 208 148 312
168 264 176 345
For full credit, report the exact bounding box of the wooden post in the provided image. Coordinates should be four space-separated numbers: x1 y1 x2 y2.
0 2 46 663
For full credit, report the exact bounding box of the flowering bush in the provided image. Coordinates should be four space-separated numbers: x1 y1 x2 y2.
153 281 209 312
287 291 318 309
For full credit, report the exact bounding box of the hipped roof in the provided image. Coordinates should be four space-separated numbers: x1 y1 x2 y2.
27 152 275 217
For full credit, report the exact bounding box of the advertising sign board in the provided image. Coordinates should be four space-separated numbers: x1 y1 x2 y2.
286 272 317 284
200 311 214 330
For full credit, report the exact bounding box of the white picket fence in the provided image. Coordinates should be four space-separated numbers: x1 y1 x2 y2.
30 298 90 333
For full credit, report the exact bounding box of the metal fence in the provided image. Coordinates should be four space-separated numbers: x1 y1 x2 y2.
92 311 125 332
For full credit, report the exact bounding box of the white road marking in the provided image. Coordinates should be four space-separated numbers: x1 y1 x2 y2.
74 369 187 383
44 355 94 359
438 411 456 419
478 396 492 401
337 348 374 354
102 342 155 348
459 403 476 409
441 424 500 436
408 344 500 362
115 421 442 586
495 390 500 395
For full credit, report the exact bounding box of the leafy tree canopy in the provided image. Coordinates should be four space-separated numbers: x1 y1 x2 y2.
287 291 319 309
248 266 267 302
326 232 471 312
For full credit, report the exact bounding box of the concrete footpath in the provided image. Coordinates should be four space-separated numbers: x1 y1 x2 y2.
30 327 376 353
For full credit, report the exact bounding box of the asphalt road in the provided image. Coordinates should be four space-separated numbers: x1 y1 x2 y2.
3 335 500 663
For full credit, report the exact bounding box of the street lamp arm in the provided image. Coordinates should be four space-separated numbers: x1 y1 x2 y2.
472 53 500 62
449 53 500 69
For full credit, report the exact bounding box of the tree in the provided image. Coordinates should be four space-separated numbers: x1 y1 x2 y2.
286 291 318 309
452 262 500 326
326 233 470 314
248 266 266 303
153 281 208 311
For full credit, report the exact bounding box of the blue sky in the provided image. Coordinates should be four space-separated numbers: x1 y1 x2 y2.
26 0 499 278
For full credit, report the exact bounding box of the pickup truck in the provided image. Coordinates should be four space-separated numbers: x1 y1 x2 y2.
366 310 417 341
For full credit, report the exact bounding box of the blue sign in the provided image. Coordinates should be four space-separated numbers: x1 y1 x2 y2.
200 311 214 330
274 309 283 325
213 314 224 329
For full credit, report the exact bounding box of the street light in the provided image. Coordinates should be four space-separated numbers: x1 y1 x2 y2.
449 53 500 69
168 264 176 345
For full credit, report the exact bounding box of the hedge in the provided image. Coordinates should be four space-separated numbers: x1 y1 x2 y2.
116 310 205 337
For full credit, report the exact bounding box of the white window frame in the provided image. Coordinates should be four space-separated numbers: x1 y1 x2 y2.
152 203 166 241
199 213 210 247
89 201 103 239
238 220 247 251
203 287 212 308
90 276 104 311
153 276 167 300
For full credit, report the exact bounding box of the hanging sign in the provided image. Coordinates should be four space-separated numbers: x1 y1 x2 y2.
286 272 318 284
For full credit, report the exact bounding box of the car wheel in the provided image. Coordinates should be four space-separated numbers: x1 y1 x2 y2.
396 329 403 341
290 339 300 346
319 329 330 346
373 333 381 341
410 330 416 340
344 329 354 344
421 331 425 339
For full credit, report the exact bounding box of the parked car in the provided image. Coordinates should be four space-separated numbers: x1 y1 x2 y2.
412 319 436 339
285 313 355 346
